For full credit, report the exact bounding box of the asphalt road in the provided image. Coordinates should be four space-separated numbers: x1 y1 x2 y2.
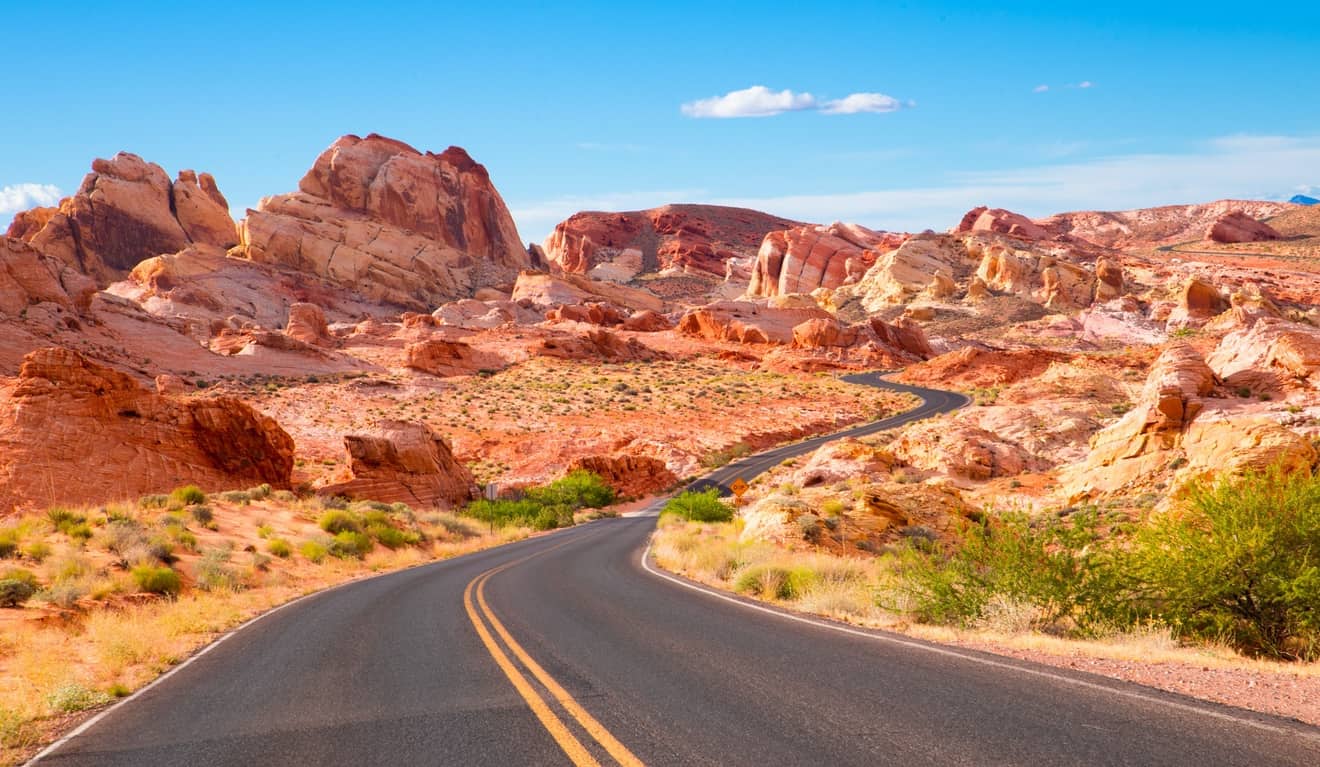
32 376 1320 766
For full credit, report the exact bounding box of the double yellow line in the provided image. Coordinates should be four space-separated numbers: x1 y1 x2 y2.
463 538 644 767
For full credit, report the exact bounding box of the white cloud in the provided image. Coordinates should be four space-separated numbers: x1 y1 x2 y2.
819 93 902 115
0 183 62 216
681 85 906 118
1033 84 1050 93
1077 81 1094 89
681 86 817 118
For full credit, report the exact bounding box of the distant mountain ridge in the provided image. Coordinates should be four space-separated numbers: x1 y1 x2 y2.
1291 194 1319 205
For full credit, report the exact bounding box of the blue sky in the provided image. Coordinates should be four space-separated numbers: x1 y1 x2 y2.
2 1 1318 241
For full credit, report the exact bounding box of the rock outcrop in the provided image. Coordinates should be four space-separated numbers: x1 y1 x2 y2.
543 204 800 280
678 298 832 345
510 271 663 313
0 348 294 512
0 236 96 316
537 328 665 362
954 206 1054 241
240 134 530 309
1208 317 1320 384
844 236 973 309
1167 277 1228 327
285 302 334 347
566 454 678 498
746 223 905 298
319 420 475 508
1206 211 1284 244
405 338 506 377
13 153 237 284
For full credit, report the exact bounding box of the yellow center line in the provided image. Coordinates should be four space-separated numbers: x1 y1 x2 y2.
462 527 644 766
476 572 646 767
463 574 601 767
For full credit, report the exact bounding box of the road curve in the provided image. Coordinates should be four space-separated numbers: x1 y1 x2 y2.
32 377 1320 766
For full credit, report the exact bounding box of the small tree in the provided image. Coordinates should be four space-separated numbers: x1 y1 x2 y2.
1129 468 1320 661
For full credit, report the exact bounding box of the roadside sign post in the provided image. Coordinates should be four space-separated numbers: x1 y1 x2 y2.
730 477 749 506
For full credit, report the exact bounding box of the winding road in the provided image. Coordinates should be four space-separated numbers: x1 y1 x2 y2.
30 376 1320 766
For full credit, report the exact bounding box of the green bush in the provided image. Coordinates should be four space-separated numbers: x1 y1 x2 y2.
662 489 735 523
267 538 292 558
525 470 615 510
131 565 181 596
1127 468 1320 661
23 541 52 562
0 528 16 559
734 565 817 600
461 470 614 531
330 530 373 559
318 509 362 535
367 523 416 550
189 505 214 525
893 508 1124 632
248 483 273 501
300 540 328 563
170 485 207 507
0 579 36 607
138 494 170 509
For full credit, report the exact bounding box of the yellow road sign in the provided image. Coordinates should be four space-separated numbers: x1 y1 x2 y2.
730 477 749 498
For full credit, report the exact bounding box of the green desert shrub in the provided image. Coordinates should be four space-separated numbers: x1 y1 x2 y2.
0 578 36 608
23 541 52 563
735 564 817 600
131 565 181 596
330 530 374 559
0 528 17 559
318 509 362 535
189 505 214 526
45 683 112 713
266 538 292 558
195 546 242 591
170 485 207 507
1127 468 1320 661
662 488 735 523
300 540 328 563
525 470 615 510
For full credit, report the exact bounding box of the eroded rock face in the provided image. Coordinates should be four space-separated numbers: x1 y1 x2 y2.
537 328 665 362
1206 211 1284 244
510 271 663 313
320 420 475 508
891 420 1038 481
0 236 96 316
678 298 832 345
0 348 294 512
1208 317 1320 383
566 454 677 498
240 134 530 309
16 153 237 284
846 236 972 309
1060 343 1216 497
1167 277 1228 328
285 302 334 347
746 223 905 298
954 206 1054 241
405 338 507 377
543 204 800 280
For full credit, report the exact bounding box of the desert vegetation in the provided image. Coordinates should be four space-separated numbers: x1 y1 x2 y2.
654 467 1320 663
462 470 617 530
0 484 541 764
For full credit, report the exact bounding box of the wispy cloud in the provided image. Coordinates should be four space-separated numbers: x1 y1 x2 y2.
1033 81 1095 93
0 183 62 216
680 85 908 119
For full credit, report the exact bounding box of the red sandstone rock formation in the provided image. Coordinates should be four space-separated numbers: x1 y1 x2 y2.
0 236 96 316
537 328 666 362
240 134 530 309
12 153 237 284
677 298 832 345
954 207 1054 241
1206 211 1284 244
285 302 334 347
566 454 678 498
543 204 801 280
747 223 906 298
320 420 475 508
405 338 507 377
0 348 294 512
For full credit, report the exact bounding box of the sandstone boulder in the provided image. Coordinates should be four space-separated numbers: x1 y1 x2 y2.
846 236 972 309
678 299 832 345
0 236 95 316
1206 211 1284 244
510 271 663 313
405 339 506 377
285 302 333 347
1167 277 1228 327
791 317 858 349
545 302 626 326
240 134 530 309
1207 317 1320 383
1094 257 1125 301
537 328 665 362
954 206 1054 241
621 310 673 332
0 348 294 512
319 420 475 508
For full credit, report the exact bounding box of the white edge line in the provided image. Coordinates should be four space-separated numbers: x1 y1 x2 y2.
24 524 595 765
639 536 1320 743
